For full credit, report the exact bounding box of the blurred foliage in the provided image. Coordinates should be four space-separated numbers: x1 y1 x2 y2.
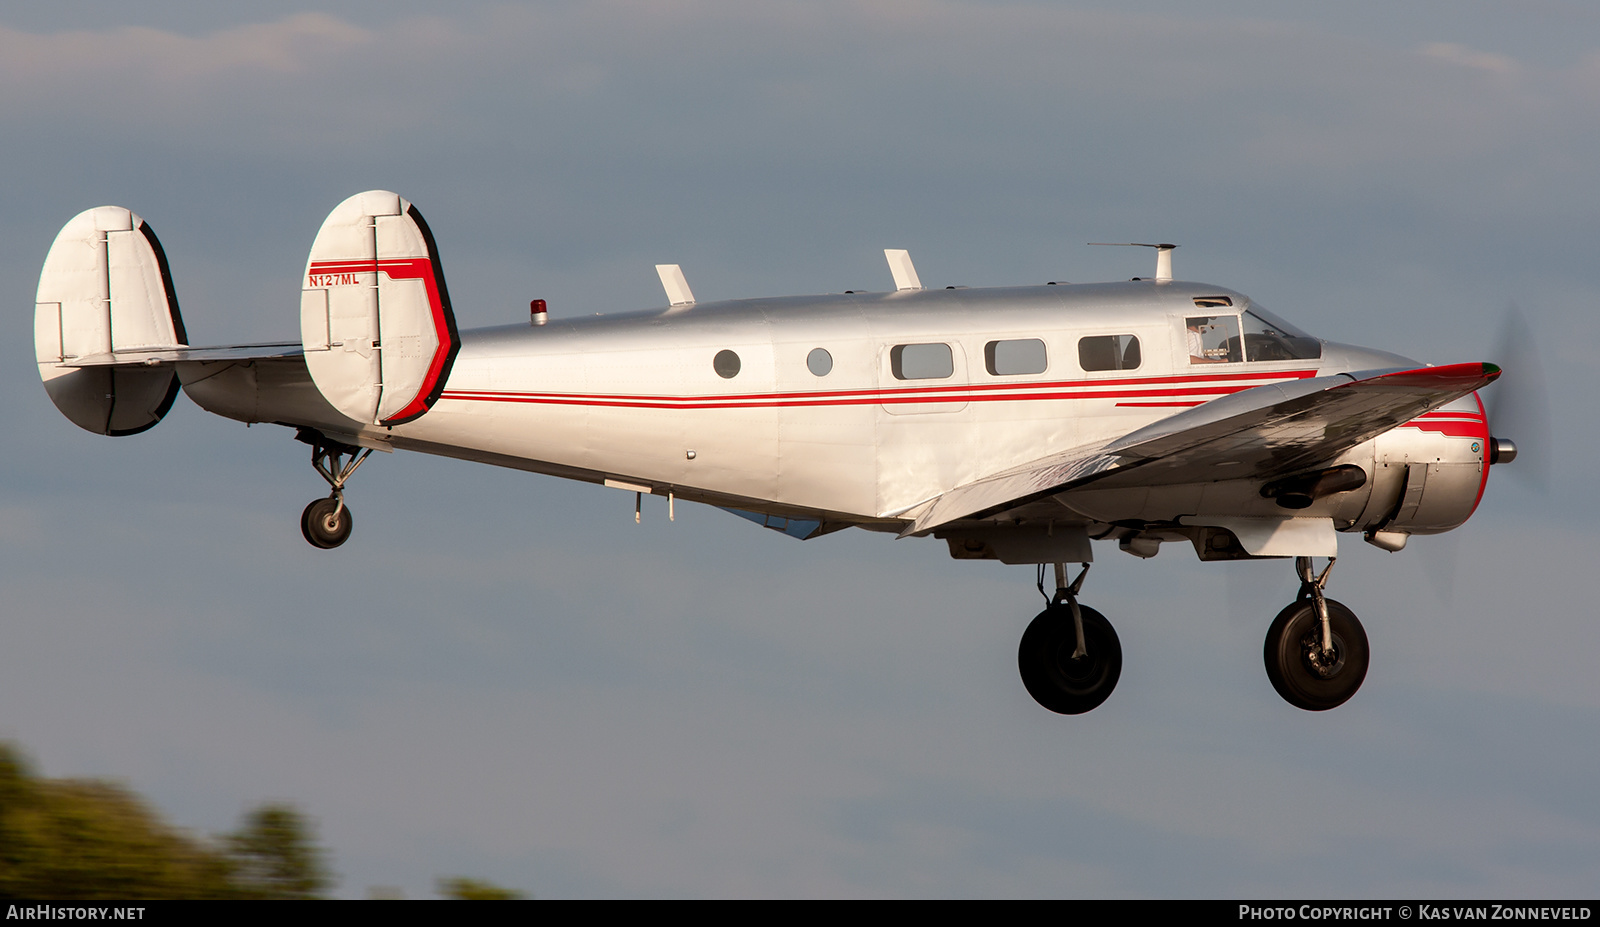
0 742 328 900
437 876 524 900
0 742 522 900
0 744 235 899
227 804 329 899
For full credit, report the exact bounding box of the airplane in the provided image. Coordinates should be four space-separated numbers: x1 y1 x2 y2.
33 190 1519 715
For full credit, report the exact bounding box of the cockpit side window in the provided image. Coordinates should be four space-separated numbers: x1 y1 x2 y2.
1185 316 1242 364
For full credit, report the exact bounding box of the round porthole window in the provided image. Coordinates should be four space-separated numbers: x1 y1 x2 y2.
806 348 833 377
713 349 741 378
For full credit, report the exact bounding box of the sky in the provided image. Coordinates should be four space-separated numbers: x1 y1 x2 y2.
2 0 1598 898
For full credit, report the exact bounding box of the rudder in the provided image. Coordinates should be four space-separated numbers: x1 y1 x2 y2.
300 190 460 426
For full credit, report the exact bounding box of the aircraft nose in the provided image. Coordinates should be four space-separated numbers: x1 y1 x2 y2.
1489 437 1517 464
1318 341 1421 373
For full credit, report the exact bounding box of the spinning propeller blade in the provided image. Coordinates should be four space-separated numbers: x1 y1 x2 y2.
1483 304 1552 491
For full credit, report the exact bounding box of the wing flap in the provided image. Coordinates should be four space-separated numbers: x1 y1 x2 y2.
904 363 1500 535
898 442 1129 537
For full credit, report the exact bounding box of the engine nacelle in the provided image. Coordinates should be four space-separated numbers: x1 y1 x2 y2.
1360 393 1490 536
1053 391 1492 559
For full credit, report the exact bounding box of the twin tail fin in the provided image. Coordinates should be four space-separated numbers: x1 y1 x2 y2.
34 206 186 435
299 190 460 426
34 191 462 436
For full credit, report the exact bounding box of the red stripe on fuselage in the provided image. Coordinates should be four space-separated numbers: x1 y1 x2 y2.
439 369 1320 411
306 258 453 424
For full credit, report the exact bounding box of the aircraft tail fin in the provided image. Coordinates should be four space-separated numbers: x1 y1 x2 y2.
35 206 187 435
300 190 461 426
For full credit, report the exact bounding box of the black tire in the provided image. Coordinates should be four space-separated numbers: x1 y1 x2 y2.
300 497 353 549
1018 604 1122 715
1263 599 1368 711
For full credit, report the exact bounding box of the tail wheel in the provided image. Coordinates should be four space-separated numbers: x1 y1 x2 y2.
1263 599 1369 711
300 497 353 549
1018 604 1122 715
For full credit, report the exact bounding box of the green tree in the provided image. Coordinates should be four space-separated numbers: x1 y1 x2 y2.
0 744 235 899
437 876 524 900
226 804 331 899
0 741 515 900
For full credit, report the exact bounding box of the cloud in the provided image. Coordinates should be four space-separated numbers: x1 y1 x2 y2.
0 7 1564 148
0 12 459 143
0 13 374 96
0 4 1591 233
1418 41 1520 76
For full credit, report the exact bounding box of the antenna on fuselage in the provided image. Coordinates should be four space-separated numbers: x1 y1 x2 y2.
884 249 922 291
655 264 695 307
1088 242 1178 282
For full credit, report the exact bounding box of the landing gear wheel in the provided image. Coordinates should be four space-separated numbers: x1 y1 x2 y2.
294 429 371 548
300 497 353 549
1263 599 1368 711
1018 604 1122 715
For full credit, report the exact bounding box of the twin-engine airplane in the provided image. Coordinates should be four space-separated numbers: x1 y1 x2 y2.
35 191 1517 714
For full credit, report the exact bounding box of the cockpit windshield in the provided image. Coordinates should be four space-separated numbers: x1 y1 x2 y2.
1240 305 1321 361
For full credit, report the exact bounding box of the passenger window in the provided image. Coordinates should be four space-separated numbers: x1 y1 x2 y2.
1077 335 1141 372
890 343 954 380
985 339 1047 376
806 347 833 376
713 349 741 378
1185 316 1242 364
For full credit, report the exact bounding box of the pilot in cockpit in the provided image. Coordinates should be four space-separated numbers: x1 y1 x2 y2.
1187 319 1225 364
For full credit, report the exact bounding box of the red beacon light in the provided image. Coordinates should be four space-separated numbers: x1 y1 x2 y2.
530 298 547 326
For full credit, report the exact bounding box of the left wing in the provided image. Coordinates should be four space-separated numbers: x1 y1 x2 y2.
902 363 1500 535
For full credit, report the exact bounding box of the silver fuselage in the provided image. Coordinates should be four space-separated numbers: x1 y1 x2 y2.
180 279 1488 546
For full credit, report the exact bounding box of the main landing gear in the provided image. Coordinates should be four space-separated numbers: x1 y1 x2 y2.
1018 563 1123 714
296 429 371 550
1263 557 1369 711
1016 557 1369 715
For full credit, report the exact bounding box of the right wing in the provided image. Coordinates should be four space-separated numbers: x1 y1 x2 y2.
902 363 1500 535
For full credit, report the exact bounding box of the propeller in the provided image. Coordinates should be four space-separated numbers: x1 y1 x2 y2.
1415 304 1551 605
1482 304 1552 491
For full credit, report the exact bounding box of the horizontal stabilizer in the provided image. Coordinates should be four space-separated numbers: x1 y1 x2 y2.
36 206 187 435
904 363 1500 534
301 191 461 426
60 342 304 367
